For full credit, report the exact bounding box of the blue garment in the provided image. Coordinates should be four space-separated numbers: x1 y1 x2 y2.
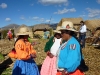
44 31 49 39
12 58 40 75
57 37 81 73
79 33 86 48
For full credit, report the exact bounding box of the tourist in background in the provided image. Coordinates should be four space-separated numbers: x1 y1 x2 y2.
43 28 50 39
7 29 13 41
79 21 87 48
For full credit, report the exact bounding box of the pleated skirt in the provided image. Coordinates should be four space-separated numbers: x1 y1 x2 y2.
12 58 40 75
40 56 57 75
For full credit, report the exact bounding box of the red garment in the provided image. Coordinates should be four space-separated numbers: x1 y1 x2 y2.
56 69 84 75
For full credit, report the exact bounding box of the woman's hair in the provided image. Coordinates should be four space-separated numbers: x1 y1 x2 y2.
14 35 25 46
80 21 84 24
44 28 47 32
64 30 77 36
54 33 61 38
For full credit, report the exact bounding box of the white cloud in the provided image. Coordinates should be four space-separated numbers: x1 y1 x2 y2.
30 3 34 6
0 3 7 9
32 17 39 20
54 8 76 14
5 18 11 21
45 20 50 23
32 17 45 22
79 15 86 17
20 16 25 20
86 8 100 18
97 0 100 4
18 10 20 11
38 0 68 6
40 18 45 22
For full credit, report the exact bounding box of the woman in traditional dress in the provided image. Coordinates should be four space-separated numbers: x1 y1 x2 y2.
7 29 13 41
56 21 84 75
8 26 40 75
40 30 62 75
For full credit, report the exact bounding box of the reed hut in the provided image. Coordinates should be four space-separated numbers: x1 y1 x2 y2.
57 18 83 30
33 24 51 36
14 24 33 38
85 20 100 43
85 19 100 31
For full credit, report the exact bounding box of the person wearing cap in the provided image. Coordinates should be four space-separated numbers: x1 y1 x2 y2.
40 29 62 75
79 21 87 48
9 26 39 75
56 21 84 75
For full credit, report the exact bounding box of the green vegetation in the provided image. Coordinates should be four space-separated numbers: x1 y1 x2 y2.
0 53 4 62
1 68 12 75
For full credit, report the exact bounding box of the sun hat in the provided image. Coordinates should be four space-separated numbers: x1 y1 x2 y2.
54 26 61 33
59 21 78 32
16 26 30 36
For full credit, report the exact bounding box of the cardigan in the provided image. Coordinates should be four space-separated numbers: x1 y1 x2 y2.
44 36 54 52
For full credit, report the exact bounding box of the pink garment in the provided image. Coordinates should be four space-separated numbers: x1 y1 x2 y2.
40 56 57 75
8 30 12 34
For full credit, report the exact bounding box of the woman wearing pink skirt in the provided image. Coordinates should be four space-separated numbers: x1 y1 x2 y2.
40 30 62 75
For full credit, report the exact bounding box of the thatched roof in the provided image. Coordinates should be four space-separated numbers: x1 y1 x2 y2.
57 18 83 26
33 24 51 31
57 18 83 30
85 20 100 31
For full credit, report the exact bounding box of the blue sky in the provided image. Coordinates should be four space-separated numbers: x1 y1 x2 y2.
0 0 100 27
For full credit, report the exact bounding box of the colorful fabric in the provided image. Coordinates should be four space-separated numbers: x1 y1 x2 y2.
15 39 36 60
40 56 57 75
28 37 32 43
7 30 12 39
44 31 50 39
11 39 39 75
44 36 54 52
12 58 39 75
56 69 84 75
57 37 81 73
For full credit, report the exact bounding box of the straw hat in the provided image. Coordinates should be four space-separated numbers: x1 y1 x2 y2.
16 26 30 36
59 21 78 32
54 26 61 33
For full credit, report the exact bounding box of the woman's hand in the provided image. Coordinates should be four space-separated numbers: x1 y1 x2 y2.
48 53 54 58
62 70 69 75
31 53 36 58
46 51 54 58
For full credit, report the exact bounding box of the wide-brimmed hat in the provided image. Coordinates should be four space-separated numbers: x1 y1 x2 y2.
59 21 78 32
53 26 61 33
16 26 30 36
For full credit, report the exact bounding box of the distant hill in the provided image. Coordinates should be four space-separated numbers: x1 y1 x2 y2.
1 24 20 30
50 23 58 30
1 23 58 30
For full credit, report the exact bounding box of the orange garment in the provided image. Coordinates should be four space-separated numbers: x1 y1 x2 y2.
8 48 18 58
8 39 36 60
56 69 84 75
9 34 12 39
